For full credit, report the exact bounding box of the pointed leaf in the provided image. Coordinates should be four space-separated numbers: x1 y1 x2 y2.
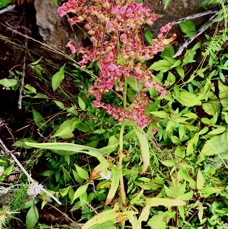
82 205 119 229
146 198 186 207
218 80 228 108
52 118 80 138
52 64 65 91
175 90 201 107
201 131 228 156
196 169 204 190
72 184 89 203
104 166 121 206
26 205 39 229
133 125 150 173
75 165 89 180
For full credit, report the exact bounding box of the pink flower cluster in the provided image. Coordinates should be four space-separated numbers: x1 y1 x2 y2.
58 0 175 127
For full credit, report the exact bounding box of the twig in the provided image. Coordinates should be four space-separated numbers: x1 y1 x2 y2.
18 54 26 109
0 4 15 15
0 138 62 205
172 10 218 25
173 14 219 58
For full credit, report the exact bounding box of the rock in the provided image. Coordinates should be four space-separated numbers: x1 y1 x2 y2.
145 0 205 36
34 0 71 57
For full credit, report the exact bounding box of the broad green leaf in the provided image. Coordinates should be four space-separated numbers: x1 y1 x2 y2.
26 205 39 229
0 78 18 87
177 191 193 201
176 66 185 78
148 215 166 229
52 64 65 91
52 118 80 138
167 72 176 85
75 165 89 180
24 142 109 172
90 221 116 229
82 205 119 229
149 59 172 73
60 186 71 197
72 184 89 202
32 108 47 131
201 131 228 156
150 111 168 118
54 101 65 109
183 50 196 66
144 30 153 45
196 169 204 190
218 80 228 108
175 90 201 107
161 160 175 167
133 124 150 173
104 166 121 206
161 45 175 58
179 20 196 37
78 96 86 110
146 198 186 207
4 165 14 176
0 0 12 8
202 101 220 116
171 60 181 68
200 187 221 197
207 126 226 135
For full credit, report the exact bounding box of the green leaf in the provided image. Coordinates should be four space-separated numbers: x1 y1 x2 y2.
133 124 150 173
32 108 47 131
52 118 80 138
176 66 185 78
82 205 119 229
148 215 166 229
104 166 121 206
0 0 12 9
78 96 86 110
0 78 18 87
200 187 221 197
146 198 186 207
202 101 220 116
177 191 193 201
75 165 89 180
179 20 196 37
5 164 14 176
144 30 153 45
52 0 58 6
196 169 204 190
72 184 89 202
60 186 71 197
167 72 176 86
207 126 226 135
25 142 109 174
161 45 175 58
52 64 65 91
175 90 201 107
201 131 228 156
149 60 172 73
161 160 175 167
150 111 168 118
26 205 39 229
218 80 228 108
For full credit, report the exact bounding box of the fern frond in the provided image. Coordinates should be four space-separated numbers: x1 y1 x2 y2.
203 29 228 57
163 0 172 9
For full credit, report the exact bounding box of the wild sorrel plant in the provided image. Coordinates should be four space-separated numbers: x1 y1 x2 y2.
57 0 175 128
55 0 177 227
